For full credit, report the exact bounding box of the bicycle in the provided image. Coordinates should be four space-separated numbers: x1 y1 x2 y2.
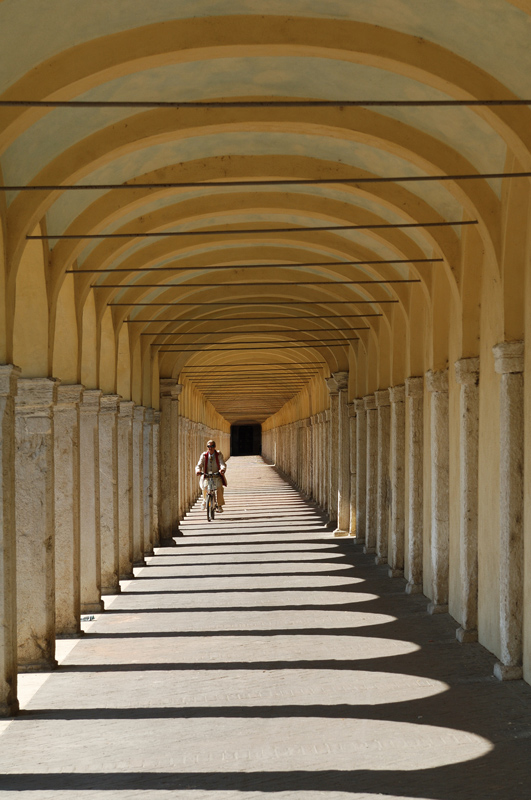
202 472 221 522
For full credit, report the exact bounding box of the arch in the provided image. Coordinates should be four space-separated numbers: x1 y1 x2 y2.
52 273 78 383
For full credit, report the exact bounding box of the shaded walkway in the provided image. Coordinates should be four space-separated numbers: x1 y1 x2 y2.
1 456 531 798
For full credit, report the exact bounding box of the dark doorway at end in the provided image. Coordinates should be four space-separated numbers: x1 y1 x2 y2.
231 424 262 456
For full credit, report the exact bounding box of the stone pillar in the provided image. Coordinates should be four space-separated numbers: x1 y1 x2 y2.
132 405 145 567
99 395 120 596
325 378 339 524
324 410 331 514
492 341 525 680
152 411 161 548
0 366 19 715
354 398 367 543
54 384 83 637
333 372 350 535
375 389 391 564
454 358 480 643
405 377 424 594
318 412 326 508
364 394 378 554
388 385 406 579
426 369 450 615
15 377 58 671
348 403 357 535
170 385 183 535
117 401 134 580
79 389 103 613
159 379 177 544
143 408 155 556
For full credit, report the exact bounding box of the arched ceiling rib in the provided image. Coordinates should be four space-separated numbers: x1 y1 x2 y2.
2 2 529 421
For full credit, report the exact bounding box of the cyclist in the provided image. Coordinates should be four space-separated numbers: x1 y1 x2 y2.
196 440 227 512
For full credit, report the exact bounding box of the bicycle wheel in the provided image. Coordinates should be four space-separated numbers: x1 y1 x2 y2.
207 493 215 522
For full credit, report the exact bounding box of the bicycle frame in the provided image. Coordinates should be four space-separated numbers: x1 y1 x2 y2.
202 471 220 522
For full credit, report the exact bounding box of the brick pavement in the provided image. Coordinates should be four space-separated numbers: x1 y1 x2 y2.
1 455 531 799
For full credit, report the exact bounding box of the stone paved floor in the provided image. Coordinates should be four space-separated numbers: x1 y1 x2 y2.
1 456 531 799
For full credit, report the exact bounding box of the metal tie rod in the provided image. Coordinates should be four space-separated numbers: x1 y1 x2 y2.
113 300 398 306
2 99 531 108
94 279 419 288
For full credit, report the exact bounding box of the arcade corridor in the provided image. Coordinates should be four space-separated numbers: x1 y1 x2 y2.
0 457 530 799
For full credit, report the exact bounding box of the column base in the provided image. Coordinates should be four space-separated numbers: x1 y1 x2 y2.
456 627 478 643
133 559 146 568
494 662 523 681
101 584 121 596
119 571 135 581
333 528 350 537
388 568 404 579
374 555 388 565
406 581 423 595
158 537 177 548
363 545 376 554
427 602 448 615
81 601 104 614
0 699 19 718
144 548 154 557
18 658 58 673
56 630 84 639
172 528 184 538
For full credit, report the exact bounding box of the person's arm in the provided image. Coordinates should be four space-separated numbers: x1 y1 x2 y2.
217 451 226 472
196 453 204 475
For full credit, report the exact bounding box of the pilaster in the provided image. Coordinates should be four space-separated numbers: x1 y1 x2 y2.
117 401 134 580
492 341 524 680
54 384 83 637
132 405 146 566
348 403 357 535
79 389 103 614
143 408 155 557
152 411 161 548
158 379 177 543
388 385 406 579
170 385 183 537
15 377 59 671
364 394 378 554
99 394 121 595
354 398 367 543
375 389 391 564
426 369 450 615
405 377 424 594
332 371 350 535
0 365 19 715
454 358 480 644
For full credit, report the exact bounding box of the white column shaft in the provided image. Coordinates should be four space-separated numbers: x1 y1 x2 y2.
375 390 391 564
117 401 134 580
364 395 378 554
405 377 424 594
389 385 406 578
354 399 367 543
99 395 120 595
426 369 450 614
132 406 145 566
79 389 103 614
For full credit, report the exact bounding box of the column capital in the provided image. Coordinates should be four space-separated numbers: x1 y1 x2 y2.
159 378 178 398
133 405 146 422
375 389 391 407
144 408 155 425
354 398 365 413
348 402 357 417
389 384 405 404
118 400 135 418
325 376 339 395
16 377 59 409
153 411 161 424
80 388 102 412
171 383 183 400
405 376 424 398
56 383 84 407
324 409 331 422
364 393 376 410
455 357 480 386
493 341 524 374
332 370 349 391
0 364 20 396
426 368 448 394
99 394 121 414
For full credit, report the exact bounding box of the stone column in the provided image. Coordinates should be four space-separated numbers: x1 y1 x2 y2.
354 398 367 543
364 394 378 554
143 408 154 556
54 384 83 637
79 390 103 613
117 401 134 580
492 341 524 680
324 410 331 514
389 385 406 579
375 389 391 564
348 403 357 535
15 377 58 671
132 405 145 566
325 378 340 525
454 358 480 643
333 372 350 535
99 395 120 596
0 366 19 715
159 379 177 544
426 369 450 615
152 411 161 548
170 385 183 535
405 377 424 594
